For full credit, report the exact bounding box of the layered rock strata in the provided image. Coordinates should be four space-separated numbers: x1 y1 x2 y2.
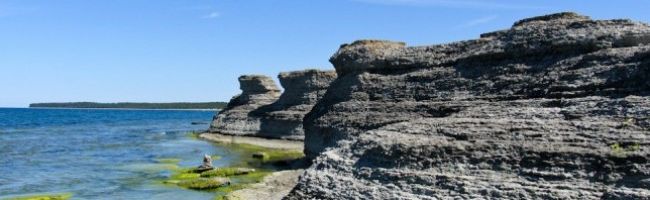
209 75 281 135
209 70 336 140
287 12 650 199
255 69 337 140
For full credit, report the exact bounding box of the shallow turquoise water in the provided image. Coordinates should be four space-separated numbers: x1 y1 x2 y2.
0 108 232 199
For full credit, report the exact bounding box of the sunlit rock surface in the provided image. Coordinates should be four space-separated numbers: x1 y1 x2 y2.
209 75 281 136
287 12 650 199
209 70 336 140
255 69 337 140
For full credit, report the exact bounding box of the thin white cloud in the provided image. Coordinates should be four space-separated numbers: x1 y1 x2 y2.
352 0 543 10
455 15 498 29
202 11 221 19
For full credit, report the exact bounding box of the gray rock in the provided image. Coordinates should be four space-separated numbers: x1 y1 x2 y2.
287 12 650 199
208 75 281 136
209 70 336 140
194 154 215 173
256 69 337 140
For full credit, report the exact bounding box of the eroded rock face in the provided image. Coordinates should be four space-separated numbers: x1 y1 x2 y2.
208 75 281 136
255 69 337 140
209 70 336 140
287 12 650 199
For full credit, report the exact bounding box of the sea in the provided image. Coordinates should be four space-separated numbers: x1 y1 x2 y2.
0 108 237 200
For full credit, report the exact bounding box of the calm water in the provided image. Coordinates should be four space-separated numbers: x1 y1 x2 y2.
0 108 235 199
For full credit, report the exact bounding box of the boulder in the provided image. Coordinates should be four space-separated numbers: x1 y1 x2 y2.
287 12 650 199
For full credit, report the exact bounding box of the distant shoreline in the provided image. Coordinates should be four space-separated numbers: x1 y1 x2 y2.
28 102 227 110
22 107 220 111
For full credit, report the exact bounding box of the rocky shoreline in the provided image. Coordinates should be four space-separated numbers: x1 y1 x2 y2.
167 132 306 200
205 12 650 199
196 132 306 200
222 169 304 200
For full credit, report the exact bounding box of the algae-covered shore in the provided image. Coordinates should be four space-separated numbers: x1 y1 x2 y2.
159 132 305 200
3 193 73 200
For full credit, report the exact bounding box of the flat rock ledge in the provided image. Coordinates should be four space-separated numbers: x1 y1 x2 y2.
224 169 304 200
199 133 303 150
286 12 650 199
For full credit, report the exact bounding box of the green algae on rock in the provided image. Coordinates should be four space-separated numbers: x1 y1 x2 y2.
170 172 201 180
200 168 256 177
219 142 304 164
177 177 231 190
161 144 300 198
163 166 272 199
164 167 269 187
159 138 304 199
6 193 72 200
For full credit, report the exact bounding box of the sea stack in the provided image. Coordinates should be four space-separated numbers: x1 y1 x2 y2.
209 70 336 140
287 12 650 199
256 69 337 140
208 75 281 136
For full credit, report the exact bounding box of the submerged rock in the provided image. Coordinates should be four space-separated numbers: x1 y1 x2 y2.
209 70 336 140
209 75 281 136
287 12 650 199
8 193 73 200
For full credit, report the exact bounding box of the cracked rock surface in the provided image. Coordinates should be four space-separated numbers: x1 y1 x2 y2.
286 12 650 199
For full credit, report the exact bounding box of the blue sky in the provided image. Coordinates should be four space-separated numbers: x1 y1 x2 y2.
1 0 649 107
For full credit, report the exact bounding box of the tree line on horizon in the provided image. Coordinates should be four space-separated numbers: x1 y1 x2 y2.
29 102 228 109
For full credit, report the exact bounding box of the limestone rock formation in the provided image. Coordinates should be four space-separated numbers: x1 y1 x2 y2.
255 69 337 140
209 70 336 140
287 12 650 199
208 75 281 136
